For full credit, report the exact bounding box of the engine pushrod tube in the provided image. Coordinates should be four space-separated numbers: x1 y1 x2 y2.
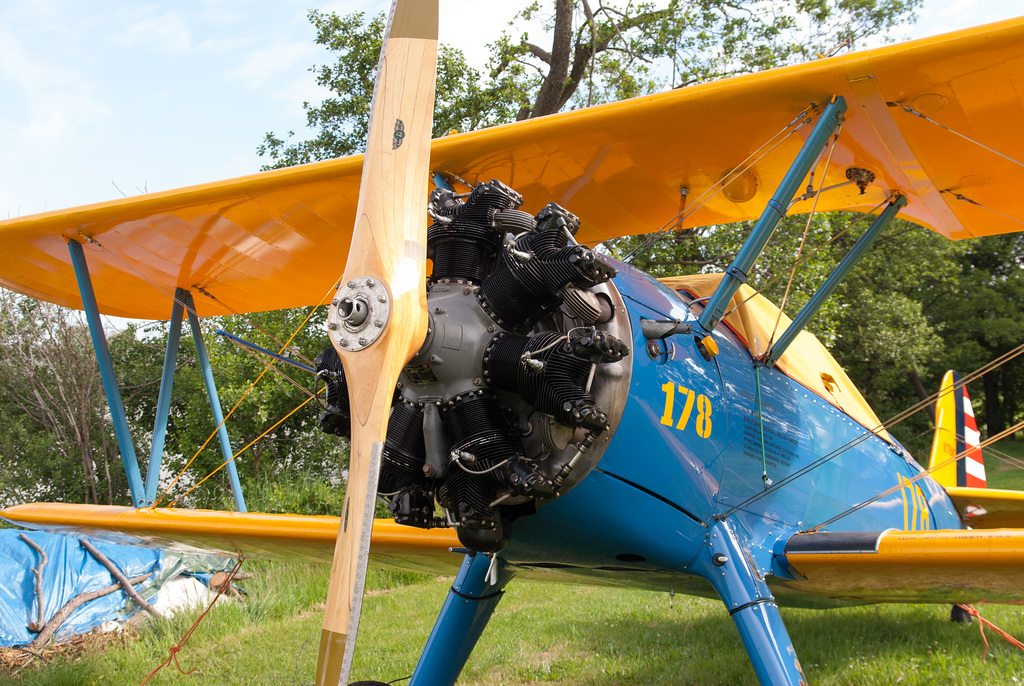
763 194 907 368
67 239 145 507
698 97 848 333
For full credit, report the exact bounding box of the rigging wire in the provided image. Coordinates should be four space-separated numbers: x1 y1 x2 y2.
716 195 893 321
230 340 319 401
805 417 1024 532
157 280 337 506
892 102 1024 171
167 392 321 508
78 232 338 507
193 284 316 366
765 120 843 352
719 340 1024 519
620 103 820 263
940 189 1024 227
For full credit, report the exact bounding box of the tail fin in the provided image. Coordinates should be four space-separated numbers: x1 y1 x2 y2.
928 370 986 489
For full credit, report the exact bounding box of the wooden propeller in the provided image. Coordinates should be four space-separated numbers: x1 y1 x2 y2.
315 1 438 684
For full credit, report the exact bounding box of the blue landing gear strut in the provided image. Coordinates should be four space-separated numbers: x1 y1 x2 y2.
409 552 517 686
699 521 806 686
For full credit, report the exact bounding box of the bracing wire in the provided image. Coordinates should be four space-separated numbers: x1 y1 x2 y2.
167 392 322 508
893 102 1024 171
193 284 316 366
806 417 1024 532
621 103 820 263
719 340 1024 519
157 282 335 506
82 231 339 507
716 195 893 321
765 120 843 352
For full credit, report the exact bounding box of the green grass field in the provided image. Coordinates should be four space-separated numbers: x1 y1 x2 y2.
3 562 1023 686
5 442 1024 685
984 440 1024 491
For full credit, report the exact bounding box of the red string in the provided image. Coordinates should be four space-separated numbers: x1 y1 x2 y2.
139 558 245 685
954 603 1024 662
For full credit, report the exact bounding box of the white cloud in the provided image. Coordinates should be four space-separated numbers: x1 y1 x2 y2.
114 9 192 52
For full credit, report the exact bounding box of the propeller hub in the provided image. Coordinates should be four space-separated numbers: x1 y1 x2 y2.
328 277 390 351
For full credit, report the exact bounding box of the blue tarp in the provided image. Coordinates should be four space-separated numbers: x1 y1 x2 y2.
0 529 163 646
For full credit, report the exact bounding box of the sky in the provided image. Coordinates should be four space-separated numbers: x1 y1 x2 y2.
1 0 1022 219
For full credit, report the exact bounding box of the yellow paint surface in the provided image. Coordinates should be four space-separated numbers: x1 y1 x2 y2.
784 529 1024 603
0 503 463 575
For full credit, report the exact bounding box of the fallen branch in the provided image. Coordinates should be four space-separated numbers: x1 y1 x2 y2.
29 573 152 649
18 534 47 633
207 570 253 599
79 540 164 620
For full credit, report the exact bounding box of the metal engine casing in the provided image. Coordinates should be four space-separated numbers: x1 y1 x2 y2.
318 179 633 554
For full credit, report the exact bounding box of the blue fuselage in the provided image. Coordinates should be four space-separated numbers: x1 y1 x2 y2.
505 264 961 604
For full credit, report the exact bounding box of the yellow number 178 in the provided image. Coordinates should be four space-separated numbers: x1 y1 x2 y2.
660 383 712 439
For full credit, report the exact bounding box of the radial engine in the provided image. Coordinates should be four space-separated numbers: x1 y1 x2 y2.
316 180 632 552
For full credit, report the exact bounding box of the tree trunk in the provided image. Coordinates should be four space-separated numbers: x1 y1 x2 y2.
907 366 935 424
983 369 1004 435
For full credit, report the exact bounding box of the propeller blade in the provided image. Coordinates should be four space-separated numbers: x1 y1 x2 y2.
315 1 438 684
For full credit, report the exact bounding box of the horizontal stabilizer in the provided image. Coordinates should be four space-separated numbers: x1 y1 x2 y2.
945 487 1024 529
1 503 462 576
778 528 1024 604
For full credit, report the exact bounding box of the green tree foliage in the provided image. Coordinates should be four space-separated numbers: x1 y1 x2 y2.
258 10 512 168
496 0 920 117
259 0 921 166
0 292 128 506
112 307 344 510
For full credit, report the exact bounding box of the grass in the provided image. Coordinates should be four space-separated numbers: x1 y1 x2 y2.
2 561 1023 686
4 443 1024 684
985 440 1024 491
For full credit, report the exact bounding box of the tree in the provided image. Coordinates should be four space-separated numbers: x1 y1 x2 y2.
259 10 512 168
112 307 345 510
260 0 921 166
0 291 128 507
494 0 921 119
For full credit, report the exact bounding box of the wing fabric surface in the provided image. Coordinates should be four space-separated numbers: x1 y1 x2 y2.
1 18 1023 319
0 503 462 576
779 529 1024 603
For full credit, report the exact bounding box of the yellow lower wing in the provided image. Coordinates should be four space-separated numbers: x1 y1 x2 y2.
780 529 1024 604
1 503 462 576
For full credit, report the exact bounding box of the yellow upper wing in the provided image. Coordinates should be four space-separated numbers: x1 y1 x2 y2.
1 17 1023 318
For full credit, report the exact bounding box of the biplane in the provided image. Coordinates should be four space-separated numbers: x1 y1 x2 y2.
3 3 1024 684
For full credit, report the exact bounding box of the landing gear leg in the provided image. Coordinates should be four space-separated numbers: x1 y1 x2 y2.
701 521 806 686
409 552 516 686
951 604 973 624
